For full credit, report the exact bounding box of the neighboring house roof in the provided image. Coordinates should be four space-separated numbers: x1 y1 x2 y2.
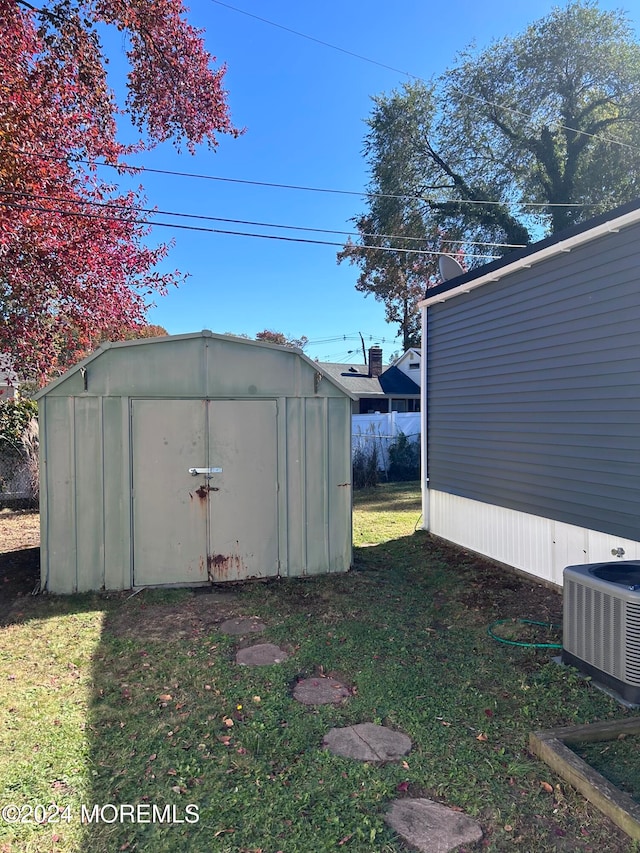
379 365 420 395
318 362 420 398
394 347 421 362
420 197 640 309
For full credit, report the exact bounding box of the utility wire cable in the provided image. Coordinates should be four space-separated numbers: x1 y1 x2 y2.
13 148 605 212
210 0 416 79
211 0 640 154
0 189 524 249
0 199 500 258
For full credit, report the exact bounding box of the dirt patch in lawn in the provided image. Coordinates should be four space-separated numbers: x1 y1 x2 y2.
435 539 564 625
105 590 246 643
0 508 39 553
0 510 40 619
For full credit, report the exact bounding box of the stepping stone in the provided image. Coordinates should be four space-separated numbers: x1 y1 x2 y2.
293 676 351 705
385 798 483 853
236 643 289 666
323 723 411 762
219 617 266 636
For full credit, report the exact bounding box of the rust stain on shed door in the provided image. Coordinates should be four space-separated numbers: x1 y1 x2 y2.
131 399 278 586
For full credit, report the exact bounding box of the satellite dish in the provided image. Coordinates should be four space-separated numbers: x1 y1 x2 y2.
438 254 465 281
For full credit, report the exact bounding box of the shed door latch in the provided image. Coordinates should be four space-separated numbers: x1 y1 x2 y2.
188 467 223 476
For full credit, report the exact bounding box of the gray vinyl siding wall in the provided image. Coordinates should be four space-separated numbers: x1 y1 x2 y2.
427 223 640 542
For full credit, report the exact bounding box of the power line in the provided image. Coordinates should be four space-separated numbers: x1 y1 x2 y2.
306 333 394 346
210 0 416 79
0 198 500 259
212 0 640 154
0 189 523 249
14 149 604 212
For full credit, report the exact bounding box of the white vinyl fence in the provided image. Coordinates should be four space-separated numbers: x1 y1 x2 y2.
352 412 420 470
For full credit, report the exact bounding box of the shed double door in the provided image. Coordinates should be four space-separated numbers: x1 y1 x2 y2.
131 399 278 585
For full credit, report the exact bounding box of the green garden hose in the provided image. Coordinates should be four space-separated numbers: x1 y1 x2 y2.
487 618 563 649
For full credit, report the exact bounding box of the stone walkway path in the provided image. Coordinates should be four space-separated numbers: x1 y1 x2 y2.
219 616 483 853
293 676 351 705
323 722 412 762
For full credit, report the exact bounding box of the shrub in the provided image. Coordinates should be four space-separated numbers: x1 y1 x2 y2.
353 443 380 490
0 399 39 506
387 432 420 481
0 398 38 451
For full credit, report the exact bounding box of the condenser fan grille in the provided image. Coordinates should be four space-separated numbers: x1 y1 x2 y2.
563 562 640 704
626 602 640 686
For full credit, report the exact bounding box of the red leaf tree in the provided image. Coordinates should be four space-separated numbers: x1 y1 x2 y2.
0 0 241 384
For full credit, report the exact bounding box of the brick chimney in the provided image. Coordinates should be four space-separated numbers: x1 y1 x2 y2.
368 345 383 378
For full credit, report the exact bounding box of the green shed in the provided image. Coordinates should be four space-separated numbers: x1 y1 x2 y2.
35 331 355 593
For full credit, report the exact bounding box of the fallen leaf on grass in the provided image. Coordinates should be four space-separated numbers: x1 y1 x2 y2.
396 781 410 793
476 733 488 742
338 834 353 846
540 781 554 793
158 693 172 702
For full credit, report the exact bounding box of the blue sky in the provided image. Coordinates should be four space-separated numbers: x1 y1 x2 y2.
100 0 640 363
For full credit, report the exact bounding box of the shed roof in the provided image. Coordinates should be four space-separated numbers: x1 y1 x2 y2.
35 331 357 400
419 197 640 309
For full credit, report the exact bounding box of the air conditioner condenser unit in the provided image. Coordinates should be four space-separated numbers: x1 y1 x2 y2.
562 561 640 704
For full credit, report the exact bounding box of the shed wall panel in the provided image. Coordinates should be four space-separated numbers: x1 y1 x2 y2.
74 397 104 592
276 397 289 575
328 397 352 571
285 397 306 574
42 397 76 593
206 338 297 398
304 397 330 574
102 397 130 590
427 223 640 541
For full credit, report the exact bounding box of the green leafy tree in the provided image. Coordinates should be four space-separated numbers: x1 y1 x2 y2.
340 1 640 346
255 330 308 350
441 1 640 234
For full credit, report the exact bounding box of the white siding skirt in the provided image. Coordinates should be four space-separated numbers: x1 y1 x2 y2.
426 490 640 587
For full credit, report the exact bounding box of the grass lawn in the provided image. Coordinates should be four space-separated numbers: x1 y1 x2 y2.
1 484 639 852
